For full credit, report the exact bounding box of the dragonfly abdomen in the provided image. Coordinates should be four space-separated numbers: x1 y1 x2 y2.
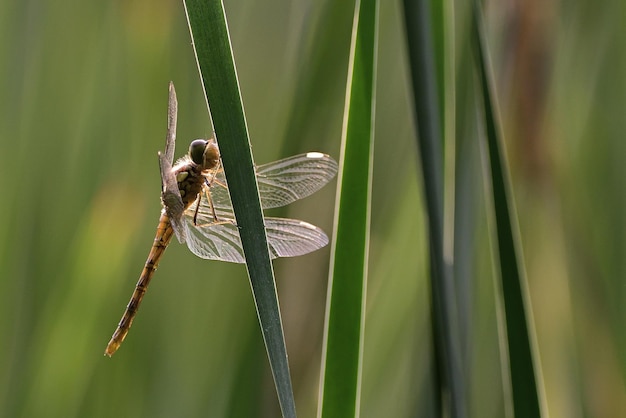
104 213 175 356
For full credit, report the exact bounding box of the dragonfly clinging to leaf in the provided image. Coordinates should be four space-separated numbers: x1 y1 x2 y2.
104 82 338 356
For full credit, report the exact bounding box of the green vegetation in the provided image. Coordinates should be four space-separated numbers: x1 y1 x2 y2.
0 1 624 417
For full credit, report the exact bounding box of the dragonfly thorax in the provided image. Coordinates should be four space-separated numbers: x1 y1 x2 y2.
173 161 205 208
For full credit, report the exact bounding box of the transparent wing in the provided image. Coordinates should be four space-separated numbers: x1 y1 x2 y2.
209 152 338 210
157 82 186 243
163 81 178 165
264 217 329 258
182 211 246 263
182 201 329 263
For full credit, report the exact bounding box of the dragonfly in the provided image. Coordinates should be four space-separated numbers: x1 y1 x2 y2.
104 82 338 356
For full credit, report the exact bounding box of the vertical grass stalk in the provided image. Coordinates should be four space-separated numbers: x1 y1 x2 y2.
183 1 296 416
318 0 378 417
403 0 467 416
471 2 545 416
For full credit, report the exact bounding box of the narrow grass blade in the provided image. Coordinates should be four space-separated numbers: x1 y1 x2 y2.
318 0 378 417
453 4 481 375
403 0 467 416
183 1 295 416
471 3 544 417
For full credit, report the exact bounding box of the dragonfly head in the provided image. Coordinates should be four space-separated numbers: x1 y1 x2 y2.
189 138 220 170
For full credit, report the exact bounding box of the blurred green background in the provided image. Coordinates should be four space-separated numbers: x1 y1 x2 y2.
0 0 624 417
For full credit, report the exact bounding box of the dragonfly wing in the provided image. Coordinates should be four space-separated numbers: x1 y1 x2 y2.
256 152 338 209
159 152 186 243
265 217 329 258
183 201 329 262
163 81 178 165
168 210 186 244
183 212 246 264
156 82 185 242
209 152 338 211
182 200 245 263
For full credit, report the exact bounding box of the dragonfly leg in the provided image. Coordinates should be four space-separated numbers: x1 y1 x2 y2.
204 159 222 222
192 186 227 227
206 158 222 188
203 186 219 222
192 193 202 226
193 218 236 228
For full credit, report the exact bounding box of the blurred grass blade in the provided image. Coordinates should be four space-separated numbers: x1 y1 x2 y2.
318 0 378 417
471 2 544 417
403 0 467 416
183 1 296 417
452 18 481 373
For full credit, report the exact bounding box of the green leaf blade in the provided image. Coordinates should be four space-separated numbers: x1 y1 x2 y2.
318 0 378 417
403 0 467 416
183 1 296 417
471 3 544 417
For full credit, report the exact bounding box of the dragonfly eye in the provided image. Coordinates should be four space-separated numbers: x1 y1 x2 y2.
189 139 208 165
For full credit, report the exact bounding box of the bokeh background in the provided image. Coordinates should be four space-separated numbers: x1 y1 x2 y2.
1 0 624 417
